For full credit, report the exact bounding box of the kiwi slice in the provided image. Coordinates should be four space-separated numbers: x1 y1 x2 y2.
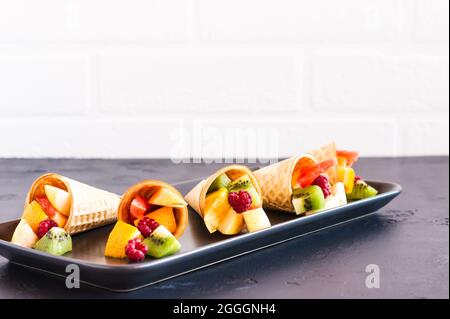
292 185 325 215
227 174 262 207
33 227 72 256
208 173 232 193
347 180 378 200
143 225 181 258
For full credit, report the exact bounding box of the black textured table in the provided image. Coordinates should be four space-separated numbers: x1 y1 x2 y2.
0 157 448 299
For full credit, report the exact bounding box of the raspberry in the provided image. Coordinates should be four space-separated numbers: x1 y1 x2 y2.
37 219 58 238
135 241 148 255
312 175 332 198
228 190 252 213
137 217 159 238
354 176 362 183
125 238 148 262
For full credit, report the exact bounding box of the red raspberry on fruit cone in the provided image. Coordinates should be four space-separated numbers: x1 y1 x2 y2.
312 175 332 198
37 219 58 238
137 217 159 238
125 238 148 262
228 190 252 213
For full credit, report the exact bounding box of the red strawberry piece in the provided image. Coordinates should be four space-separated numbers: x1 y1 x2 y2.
35 196 59 218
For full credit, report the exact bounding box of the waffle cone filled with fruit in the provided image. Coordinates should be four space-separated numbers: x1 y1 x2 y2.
253 154 318 212
105 180 187 261
24 173 120 235
117 180 188 239
254 142 378 216
184 165 271 235
254 142 345 215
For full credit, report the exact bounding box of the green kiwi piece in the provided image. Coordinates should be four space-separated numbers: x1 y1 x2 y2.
227 174 262 207
347 180 378 200
33 227 72 256
208 173 232 193
292 185 325 215
143 225 181 258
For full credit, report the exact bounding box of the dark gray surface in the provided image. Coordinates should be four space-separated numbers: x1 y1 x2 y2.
0 157 448 298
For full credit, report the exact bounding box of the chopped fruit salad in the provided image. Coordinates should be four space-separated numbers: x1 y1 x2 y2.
10 185 73 256
204 173 271 235
104 185 186 262
291 149 378 216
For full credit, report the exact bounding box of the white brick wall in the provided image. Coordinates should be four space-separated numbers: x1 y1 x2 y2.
311 50 449 111
0 0 191 43
195 0 404 43
0 54 90 115
0 0 448 158
97 51 302 113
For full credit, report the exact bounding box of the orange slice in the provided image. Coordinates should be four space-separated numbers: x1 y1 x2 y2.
104 221 142 258
134 206 177 234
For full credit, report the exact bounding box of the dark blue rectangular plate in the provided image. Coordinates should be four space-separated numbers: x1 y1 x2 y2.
0 179 401 292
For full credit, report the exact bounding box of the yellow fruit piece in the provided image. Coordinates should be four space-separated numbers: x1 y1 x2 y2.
337 166 355 194
243 208 271 233
205 188 225 211
218 208 244 235
134 206 177 234
291 169 301 189
11 219 39 248
104 221 141 258
44 185 71 216
204 188 230 233
22 201 48 233
148 187 187 208
53 212 68 228
337 156 348 167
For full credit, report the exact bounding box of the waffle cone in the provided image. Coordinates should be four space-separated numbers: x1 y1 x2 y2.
118 180 188 238
25 173 121 234
253 155 317 212
184 165 262 218
307 141 338 183
254 142 339 212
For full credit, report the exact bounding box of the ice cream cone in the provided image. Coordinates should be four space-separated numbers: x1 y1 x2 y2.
254 142 339 212
25 173 121 234
253 155 317 212
184 165 262 218
117 180 188 238
307 141 338 183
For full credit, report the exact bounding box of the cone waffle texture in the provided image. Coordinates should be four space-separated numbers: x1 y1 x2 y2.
307 141 338 183
253 142 337 212
117 180 188 238
184 165 262 218
253 155 317 212
307 142 336 162
25 173 121 234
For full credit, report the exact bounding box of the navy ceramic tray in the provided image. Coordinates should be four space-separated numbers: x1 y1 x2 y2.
0 179 401 292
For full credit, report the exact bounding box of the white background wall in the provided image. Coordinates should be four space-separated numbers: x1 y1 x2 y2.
0 0 448 158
